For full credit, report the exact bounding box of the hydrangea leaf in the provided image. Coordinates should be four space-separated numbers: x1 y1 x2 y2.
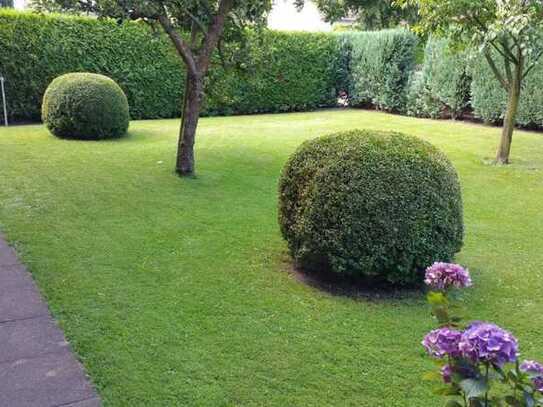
459 378 489 399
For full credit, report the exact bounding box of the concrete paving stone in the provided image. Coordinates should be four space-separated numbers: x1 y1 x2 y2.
0 264 49 322
0 351 96 407
0 233 100 406
0 315 70 363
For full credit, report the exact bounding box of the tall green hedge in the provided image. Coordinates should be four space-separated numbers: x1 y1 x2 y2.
406 37 470 119
0 10 184 121
407 37 543 129
470 53 543 128
3 9 542 129
204 30 341 115
0 10 342 122
342 29 418 113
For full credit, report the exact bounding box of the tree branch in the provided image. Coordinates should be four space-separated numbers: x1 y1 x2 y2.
489 39 518 65
468 14 518 65
157 13 198 77
197 0 234 72
500 38 513 84
498 38 520 65
506 31 521 53
183 7 208 38
515 47 524 93
484 51 509 91
523 49 543 79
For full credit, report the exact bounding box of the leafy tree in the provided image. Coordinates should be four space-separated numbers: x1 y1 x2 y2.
295 0 418 30
32 0 271 176
354 0 418 29
397 0 543 164
0 0 14 8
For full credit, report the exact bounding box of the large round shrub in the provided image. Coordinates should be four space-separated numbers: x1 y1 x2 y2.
42 73 129 140
278 130 464 286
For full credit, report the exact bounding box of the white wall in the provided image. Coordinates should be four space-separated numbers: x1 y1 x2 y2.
268 0 331 32
14 0 27 9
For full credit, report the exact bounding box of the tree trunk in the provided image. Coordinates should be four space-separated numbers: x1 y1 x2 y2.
157 1 234 176
176 73 203 176
495 67 522 164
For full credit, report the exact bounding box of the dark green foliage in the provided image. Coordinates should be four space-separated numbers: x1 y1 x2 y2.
298 0 419 30
278 130 464 285
406 70 442 119
204 30 341 115
470 53 543 128
407 37 543 129
7 9 543 129
0 10 182 122
333 34 353 97
407 37 471 119
0 10 341 122
0 0 13 7
352 0 419 30
342 29 418 112
42 73 129 140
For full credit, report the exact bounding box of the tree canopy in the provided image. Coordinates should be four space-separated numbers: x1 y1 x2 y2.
403 0 543 59
295 0 419 30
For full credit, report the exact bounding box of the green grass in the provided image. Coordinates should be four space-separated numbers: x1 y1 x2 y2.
0 109 542 406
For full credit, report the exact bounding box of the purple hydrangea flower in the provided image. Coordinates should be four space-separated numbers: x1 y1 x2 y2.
458 322 518 366
422 328 462 358
520 360 543 374
441 364 453 384
424 262 472 290
520 360 543 393
533 377 543 393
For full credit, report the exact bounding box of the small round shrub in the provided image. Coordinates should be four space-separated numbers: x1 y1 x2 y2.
278 130 464 286
42 73 129 140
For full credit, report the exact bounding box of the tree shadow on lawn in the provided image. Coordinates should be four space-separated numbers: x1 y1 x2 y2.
279 253 425 303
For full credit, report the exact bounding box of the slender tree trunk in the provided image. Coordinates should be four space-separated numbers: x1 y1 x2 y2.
495 64 522 165
179 71 190 142
176 73 203 176
158 1 234 176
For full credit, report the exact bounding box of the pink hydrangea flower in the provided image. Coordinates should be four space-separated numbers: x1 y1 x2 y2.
425 262 472 290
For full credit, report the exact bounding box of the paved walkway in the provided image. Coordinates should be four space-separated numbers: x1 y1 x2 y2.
0 234 100 407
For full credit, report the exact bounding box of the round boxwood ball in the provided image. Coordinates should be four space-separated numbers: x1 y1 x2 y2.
42 73 129 140
278 130 464 286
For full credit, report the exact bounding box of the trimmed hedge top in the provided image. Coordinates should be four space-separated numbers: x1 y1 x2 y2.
3 10 541 129
0 10 341 122
278 130 464 286
42 72 129 140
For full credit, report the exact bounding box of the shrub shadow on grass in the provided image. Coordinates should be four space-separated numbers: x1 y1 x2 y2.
281 255 424 302
46 129 133 143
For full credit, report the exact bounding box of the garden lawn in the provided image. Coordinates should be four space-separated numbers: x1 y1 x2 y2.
0 109 542 406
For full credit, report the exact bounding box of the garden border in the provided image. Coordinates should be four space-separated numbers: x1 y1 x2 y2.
0 234 100 407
